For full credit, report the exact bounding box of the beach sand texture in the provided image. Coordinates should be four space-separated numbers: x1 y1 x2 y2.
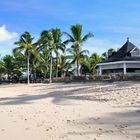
0 81 140 140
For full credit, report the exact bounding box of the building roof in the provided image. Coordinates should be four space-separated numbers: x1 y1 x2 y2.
102 38 140 63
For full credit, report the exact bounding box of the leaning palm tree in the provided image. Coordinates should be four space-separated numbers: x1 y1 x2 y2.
14 32 37 84
64 24 94 76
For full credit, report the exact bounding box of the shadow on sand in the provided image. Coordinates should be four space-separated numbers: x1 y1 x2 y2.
0 86 115 105
67 110 140 138
0 81 138 105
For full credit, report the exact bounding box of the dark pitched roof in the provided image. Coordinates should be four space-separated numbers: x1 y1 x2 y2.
102 39 140 63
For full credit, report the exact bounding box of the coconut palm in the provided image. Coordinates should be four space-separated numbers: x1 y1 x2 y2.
64 24 94 76
3 55 15 80
38 30 55 83
14 32 37 84
0 59 4 69
52 28 65 78
0 65 4 77
90 53 102 74
0 56 4 77
102 48 116 60
81 55 91 76
67 45 89 76
59 54 72 77
38 28 65 83
36 48 50 78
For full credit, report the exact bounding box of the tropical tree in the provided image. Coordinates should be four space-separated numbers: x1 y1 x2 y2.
38 28 65 83
35 48 50 78
90 53 102 74
14 32 37 84
81 55 91 76
64 24 94 76
67 45 89 76
59 54 72 77
52 28 65 78
13 50 26 73
38 30 55 83
3 55 15 80
0 56 5 77
0 59 4 72
102 48 116 60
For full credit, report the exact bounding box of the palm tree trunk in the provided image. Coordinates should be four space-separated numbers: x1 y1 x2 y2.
56 56 58 78
49 50 52 83
61 70 63 78
76 59 79 76
76 49 80 76
7 72 10 82
27 54 30 84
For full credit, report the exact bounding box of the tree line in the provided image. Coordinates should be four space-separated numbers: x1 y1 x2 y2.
0 24 116 84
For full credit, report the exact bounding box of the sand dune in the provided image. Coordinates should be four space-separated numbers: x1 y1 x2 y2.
0 81 140 140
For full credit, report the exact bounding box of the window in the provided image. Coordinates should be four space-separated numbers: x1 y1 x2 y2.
131 51 140 57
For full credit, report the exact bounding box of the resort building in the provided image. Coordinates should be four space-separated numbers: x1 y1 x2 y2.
97 38 140 76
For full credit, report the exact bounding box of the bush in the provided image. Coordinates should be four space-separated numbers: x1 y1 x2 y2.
52 77 72 82
93 75 111 81
72 76 86 81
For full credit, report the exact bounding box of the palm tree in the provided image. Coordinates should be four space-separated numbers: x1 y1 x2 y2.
0 56 5 77
90 53 102 74
38 30 55 83
102 48 116 60
67 45 89 76
36 48 50 78
0 65 4 78
81 55 91 76
13 49 27 73
59 54 72 77
52 28 65 78
14 32 37 84
64 24 94 76
3 55 15 80
38 28 65 83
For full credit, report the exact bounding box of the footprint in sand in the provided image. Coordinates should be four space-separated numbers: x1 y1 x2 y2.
1 129 5 132
67 120 71 123
99 128 102 131
45 127 53 131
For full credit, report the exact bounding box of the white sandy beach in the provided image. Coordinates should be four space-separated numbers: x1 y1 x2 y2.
0 81 140 140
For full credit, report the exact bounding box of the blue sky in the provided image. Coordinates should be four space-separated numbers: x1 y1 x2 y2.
1 0 140 56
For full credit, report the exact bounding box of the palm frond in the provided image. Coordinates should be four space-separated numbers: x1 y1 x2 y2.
82 33 94 42
71 24 82 42
81 49 89 55
63 32 75 42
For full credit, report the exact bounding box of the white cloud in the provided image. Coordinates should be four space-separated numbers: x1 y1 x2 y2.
0 25 18 42
83 38 121 55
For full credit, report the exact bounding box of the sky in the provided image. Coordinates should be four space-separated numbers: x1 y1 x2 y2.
1 0 140 56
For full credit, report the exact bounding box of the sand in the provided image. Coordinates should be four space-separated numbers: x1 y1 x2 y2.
0 81 140 140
